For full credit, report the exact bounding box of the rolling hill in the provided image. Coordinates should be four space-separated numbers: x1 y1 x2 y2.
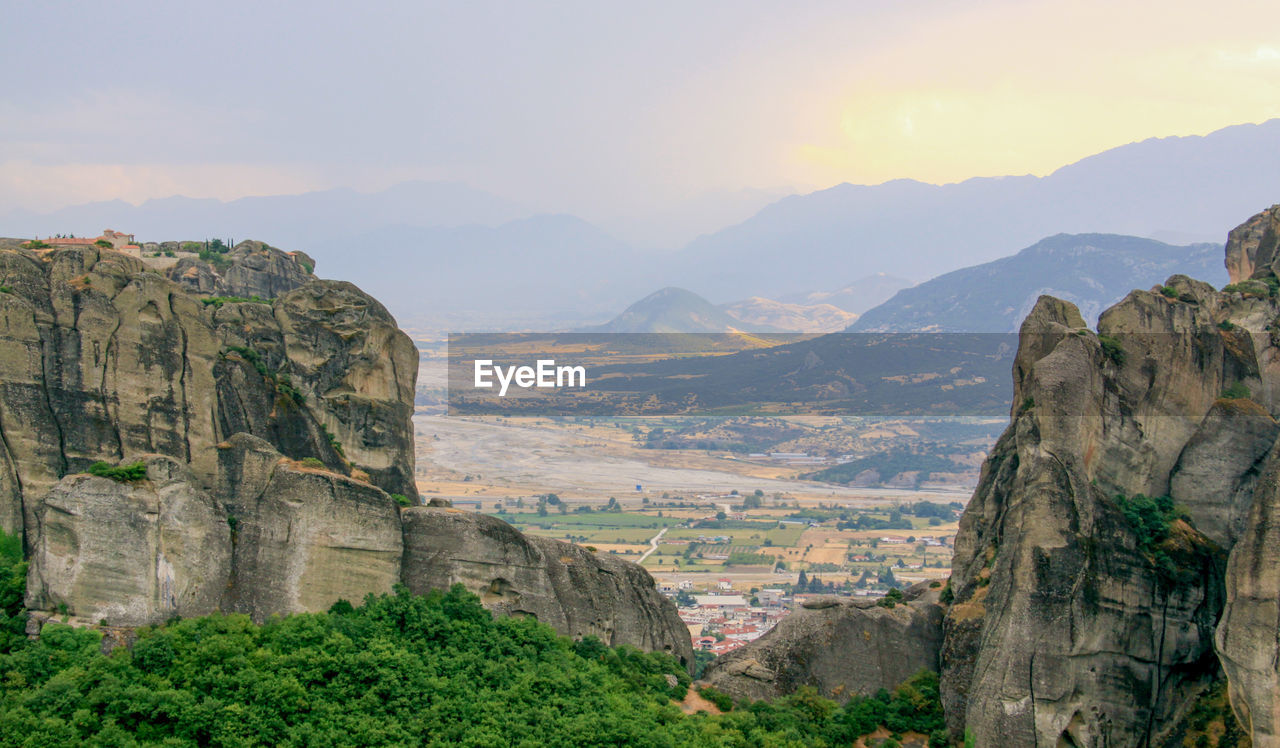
581 287 769 333
850 234 1227 332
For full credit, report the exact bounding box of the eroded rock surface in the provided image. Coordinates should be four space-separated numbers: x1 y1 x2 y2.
0 243 418 538
215 434 403 620
702 585 943 703
165 240 313 299
400 507 694 668
25 455 230 626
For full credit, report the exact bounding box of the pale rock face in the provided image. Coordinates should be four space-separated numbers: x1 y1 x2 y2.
25 455 230 626
164 240 313 300
701 586 944 703
400 507 694 668
0 243 418 538
941 285 1247 746
1218 438 1280 746
1225 203 1280 283
220 241 312 299
273 281 419 498
215 434 403 620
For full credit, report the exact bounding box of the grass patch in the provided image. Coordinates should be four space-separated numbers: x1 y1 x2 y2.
87 461 147 482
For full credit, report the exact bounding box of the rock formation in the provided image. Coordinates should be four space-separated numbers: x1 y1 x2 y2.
2 240 687 666
215 434 403 621
0 243 418 539
702 585 943 703
940 206 1280 746
694 204 1280 745
165 240 315 299
20 435 690 666
400 507 694 667
25 455 230 627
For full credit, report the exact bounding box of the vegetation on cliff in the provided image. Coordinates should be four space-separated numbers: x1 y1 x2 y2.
0 532 24 654
0 578 947 747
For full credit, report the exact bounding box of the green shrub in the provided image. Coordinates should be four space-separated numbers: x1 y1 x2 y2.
1223 382 1251 400
322 424 345 457
1159 286 1178 299
700 685 734 711
877 587 905 608
300 457 325 468
87 460 147 482
93 239 113 249
1114 493 1198 586
390 493 412 507
0 529 26 654
1098 335 1126 366
1218 320 1237 331
198 248 231 270
939 582 954 604
20 239 50 250
0 586 953 745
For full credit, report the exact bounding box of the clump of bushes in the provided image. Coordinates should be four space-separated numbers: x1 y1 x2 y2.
1114 493 1199 585
20 239 50 250
1098 335 1126 366
87 461 147 482
390 493 412 507
222 346 305 405
699 685 735 711
877 587 906 608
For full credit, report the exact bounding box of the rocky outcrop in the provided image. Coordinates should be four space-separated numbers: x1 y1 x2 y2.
400 507 693 668
1225 203 1280 283
0 243 418 539
165 240 314 299
702 586 943 703
940 290 1239 747
215 434 403 620
20 435 689 665
2 238 723 669
25 455 230 627
1216 438 1280 746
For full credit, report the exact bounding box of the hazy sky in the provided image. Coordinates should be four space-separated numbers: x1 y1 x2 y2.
4 0 1280 227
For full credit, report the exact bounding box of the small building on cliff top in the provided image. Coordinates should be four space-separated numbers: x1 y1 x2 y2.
39 229 141 257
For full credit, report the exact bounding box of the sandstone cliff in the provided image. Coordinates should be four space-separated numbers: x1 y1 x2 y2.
401 507 694 667
4 242 688 666
701 585 943 703
165 240 315 299
0 243 418 540
21 436 691 667
941 205 1280 746
684 205 1280 744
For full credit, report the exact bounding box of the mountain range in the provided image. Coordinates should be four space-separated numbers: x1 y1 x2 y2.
849 234 1228 332
4 119 1280 326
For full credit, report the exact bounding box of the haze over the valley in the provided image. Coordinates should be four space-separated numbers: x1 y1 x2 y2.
5 1 1280 327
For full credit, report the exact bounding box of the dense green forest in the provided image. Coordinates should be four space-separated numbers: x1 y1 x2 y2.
0 530 945 746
